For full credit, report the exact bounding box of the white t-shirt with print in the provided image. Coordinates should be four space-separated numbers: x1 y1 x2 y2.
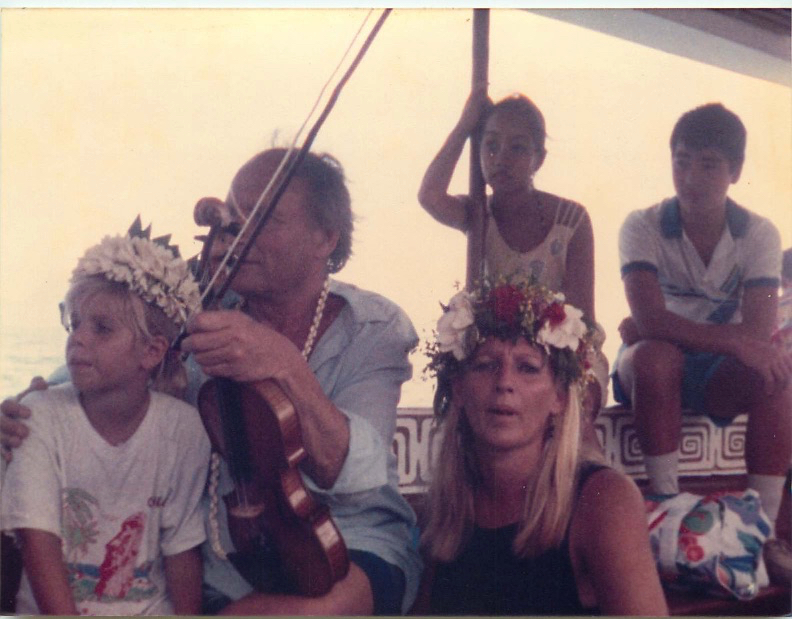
0 383 210 616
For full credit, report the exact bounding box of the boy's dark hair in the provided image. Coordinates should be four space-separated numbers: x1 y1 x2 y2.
670 103 746 170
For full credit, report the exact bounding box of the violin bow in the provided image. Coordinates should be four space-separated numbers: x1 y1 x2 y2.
187 9 392 321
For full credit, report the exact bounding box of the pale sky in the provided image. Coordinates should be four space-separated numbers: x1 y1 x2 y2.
1 7 790 404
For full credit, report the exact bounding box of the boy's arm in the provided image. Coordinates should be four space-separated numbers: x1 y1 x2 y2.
624 270 792 388
417 86 489 231
164 546 203 615
17 528 79 615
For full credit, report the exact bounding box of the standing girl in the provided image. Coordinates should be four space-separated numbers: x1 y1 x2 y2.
0 222 210 615
419 86 608 420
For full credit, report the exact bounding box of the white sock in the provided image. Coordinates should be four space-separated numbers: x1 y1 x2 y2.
644 452 679 495
747 473 785 530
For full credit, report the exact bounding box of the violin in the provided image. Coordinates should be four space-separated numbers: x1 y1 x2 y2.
190 172 349 597
198 376 348 596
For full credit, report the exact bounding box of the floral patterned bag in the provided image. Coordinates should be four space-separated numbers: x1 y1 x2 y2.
645 490 771 600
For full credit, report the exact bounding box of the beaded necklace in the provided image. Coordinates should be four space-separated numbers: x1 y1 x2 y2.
301 276 330 359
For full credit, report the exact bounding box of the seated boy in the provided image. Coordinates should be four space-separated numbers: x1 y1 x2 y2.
612 103 792 585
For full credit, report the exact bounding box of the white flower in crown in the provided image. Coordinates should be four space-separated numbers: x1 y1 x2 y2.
71 219 202 327
426 278 597 390
115 236 137 262
110 263 133 285
162 265 187 292
536 303 587 351
436 290 475 360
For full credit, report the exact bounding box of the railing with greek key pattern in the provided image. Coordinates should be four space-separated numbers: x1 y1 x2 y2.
393 406 748 494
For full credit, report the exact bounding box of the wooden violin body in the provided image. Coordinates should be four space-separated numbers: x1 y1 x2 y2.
198 377 349 597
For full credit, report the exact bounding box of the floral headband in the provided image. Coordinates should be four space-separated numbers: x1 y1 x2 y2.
426 279 596 389
70 217 202 327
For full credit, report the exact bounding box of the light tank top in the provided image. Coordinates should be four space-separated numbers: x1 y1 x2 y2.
484 196 585 289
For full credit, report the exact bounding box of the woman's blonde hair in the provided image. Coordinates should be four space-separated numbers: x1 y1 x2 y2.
64 276 187 398
421 346 602 561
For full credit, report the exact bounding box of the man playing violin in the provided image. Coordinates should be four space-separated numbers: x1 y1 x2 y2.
1 148 423 615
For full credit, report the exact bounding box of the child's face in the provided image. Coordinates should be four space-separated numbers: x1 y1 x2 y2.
480 110 542 194
672 142 740 212
65 292 153 395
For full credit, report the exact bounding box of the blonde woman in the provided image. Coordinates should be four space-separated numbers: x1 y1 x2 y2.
419 280 666 616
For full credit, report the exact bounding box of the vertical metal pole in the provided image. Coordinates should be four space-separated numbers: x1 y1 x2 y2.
466 8 490 289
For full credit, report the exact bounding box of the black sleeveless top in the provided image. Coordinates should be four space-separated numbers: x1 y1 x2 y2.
430 465 606 616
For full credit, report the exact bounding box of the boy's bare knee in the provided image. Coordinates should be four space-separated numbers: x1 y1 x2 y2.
755 379 792 420
628 340 684 390
713 360 792 414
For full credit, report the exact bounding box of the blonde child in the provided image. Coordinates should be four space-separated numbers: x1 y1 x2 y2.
418 86 608 418
0 222 210 615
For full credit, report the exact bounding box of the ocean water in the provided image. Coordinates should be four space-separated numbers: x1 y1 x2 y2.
0 325 67 397
0 323 434 407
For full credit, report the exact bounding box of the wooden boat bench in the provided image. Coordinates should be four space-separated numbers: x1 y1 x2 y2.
393 405 791 616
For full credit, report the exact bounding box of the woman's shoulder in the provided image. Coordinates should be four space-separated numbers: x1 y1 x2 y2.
569 469 668 615
537 191 588 211
573 466 646 533
579 465 642 503
569 466 651 582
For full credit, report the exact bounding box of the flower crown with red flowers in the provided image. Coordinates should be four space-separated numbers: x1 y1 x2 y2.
425 278 597 396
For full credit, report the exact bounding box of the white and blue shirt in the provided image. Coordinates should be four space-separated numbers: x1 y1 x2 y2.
619 197 781 325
